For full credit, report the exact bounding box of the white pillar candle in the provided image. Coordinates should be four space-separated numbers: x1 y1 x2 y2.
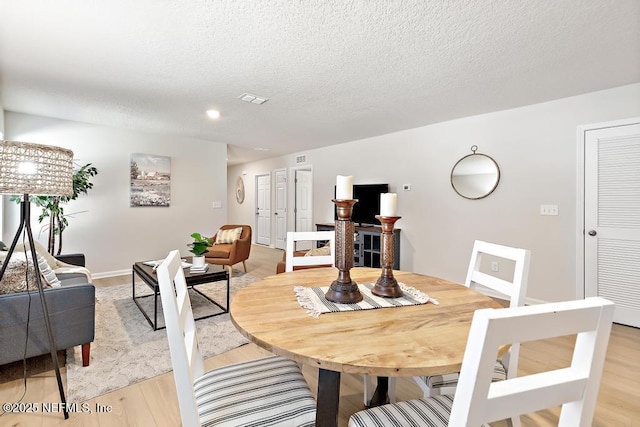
380 193 398 216
336 175 353 199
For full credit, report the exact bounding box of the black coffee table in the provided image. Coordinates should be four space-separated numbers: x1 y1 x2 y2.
132 260 229 330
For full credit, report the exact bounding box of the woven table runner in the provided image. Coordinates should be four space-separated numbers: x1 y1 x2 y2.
294 283 439 318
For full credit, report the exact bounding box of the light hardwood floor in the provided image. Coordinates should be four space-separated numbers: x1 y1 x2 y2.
1 244 639 426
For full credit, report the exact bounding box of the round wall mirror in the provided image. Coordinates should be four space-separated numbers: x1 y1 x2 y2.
451 146 500 200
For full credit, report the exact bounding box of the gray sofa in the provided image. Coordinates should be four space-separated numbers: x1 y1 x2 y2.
0 252 95 367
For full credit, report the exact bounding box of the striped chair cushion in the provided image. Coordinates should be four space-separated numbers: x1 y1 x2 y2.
194 356 316 427
348 394 490 427
422 359 506 389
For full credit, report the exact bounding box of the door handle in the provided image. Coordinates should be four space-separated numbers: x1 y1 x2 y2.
588 230 597 236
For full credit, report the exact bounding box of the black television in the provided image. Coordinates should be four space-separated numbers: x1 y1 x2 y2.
334 183 389 226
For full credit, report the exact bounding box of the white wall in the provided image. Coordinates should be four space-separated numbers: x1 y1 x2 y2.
0 105 4 138
3 112 228 276
228 83 640 303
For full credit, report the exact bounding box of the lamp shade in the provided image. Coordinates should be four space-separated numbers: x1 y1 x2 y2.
0 140 74 196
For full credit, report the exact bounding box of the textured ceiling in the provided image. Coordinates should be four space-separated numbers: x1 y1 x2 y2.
1 0 639 164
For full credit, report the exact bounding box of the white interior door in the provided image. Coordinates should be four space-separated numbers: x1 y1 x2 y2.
584 121 640 327
295 169 313 250
274 168 287 250
255 173 271 246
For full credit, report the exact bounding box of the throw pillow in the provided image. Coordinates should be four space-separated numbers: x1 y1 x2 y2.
37 254 62 287
0 252 50 295
16 241 59 269
215 227 243 244
304 242 332 257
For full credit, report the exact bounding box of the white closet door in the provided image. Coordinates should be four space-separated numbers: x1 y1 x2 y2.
294 169 313 251
585 122 640 327
274 168 287 250
255 173 271 246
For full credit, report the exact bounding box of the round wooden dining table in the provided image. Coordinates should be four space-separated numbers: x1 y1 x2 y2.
230 267 505 427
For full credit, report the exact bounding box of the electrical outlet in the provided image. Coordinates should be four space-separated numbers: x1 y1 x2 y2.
540 204 559 216
403 184 411 191
212 201 222 209
491 261 499 272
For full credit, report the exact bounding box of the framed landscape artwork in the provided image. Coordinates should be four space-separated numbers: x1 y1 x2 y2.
130 153 171 207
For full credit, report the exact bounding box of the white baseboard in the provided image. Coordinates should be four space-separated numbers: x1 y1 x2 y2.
524 296 548 305
92 269 130 279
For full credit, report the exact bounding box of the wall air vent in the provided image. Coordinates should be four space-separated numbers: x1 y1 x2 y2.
296 155 307 164
238 93 269 105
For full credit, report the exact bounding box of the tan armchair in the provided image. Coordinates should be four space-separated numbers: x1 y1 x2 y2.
204 225 251 278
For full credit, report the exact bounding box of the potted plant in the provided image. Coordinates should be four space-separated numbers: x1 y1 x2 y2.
10 162 98 255
188 233 213 268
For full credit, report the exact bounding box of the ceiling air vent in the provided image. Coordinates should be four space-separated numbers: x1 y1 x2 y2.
296 155 307 164
238 93 269 105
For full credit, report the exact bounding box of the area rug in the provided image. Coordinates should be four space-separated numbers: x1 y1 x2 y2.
65 271 257 403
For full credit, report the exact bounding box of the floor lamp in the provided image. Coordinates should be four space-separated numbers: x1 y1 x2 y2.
0 140 74 419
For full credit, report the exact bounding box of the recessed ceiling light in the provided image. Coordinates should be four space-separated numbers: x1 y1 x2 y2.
206 109 220 119
254 147 269 151
238 93 269 105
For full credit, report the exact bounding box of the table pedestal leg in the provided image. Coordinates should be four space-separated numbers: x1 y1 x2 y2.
316 368 340 427
367 377 389 407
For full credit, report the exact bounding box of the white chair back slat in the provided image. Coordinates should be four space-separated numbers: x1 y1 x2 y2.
485 369 587 421
186 330 199 368
469 271 517 298
285 231 335 272
450 297 615 426
290 256 333 267
178 302 190 327
157 249 203 427
465 240 531 308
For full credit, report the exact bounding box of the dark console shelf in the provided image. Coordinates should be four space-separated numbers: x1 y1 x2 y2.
316 223 400 270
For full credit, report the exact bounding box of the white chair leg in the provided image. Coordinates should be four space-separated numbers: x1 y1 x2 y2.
412 376 432 398
413 375 460 398
363 375 375 406
388 377 397 403
507 415 521 427
227 265 233 279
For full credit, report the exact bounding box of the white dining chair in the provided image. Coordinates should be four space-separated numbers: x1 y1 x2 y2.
157 250 317 427
349 297 615 427
414 240 531 398
363 240 531 413
285 231 335 272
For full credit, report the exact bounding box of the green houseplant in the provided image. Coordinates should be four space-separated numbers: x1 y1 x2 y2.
11 162 98 255
188 233 213 256
188 233 213 268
